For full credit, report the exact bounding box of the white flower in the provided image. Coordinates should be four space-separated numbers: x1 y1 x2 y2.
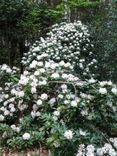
37 99 43 106
45 62 50 68
6 68 12 73
50 63 57 69
31 87 37 94
16 127 20 133
51 73 60 79
49 98 56 105
97 148 104 155
52 115 58 121
59 61 65 66
99 88 107 94
86 145 95 156
71 100 77 107
0 115 5 121
89 78 96 83
40 93 48 100
61 84 67 89
10 107 16 113
79 129 86 136
23 70 29 75
31 111 36 118
36 111 41 117
64 100 69 104
99 81 107 87
11 125 16 130
34 70 40 76
39 68 45 73
39 80 47 85
11 88 17 95
109 149 117 156
37 61 43 67
1 64 7 70
4 94 9 99
22 133 31 140
4 110 10 116
18 91 25 97
58 94 64 99
9 104 14 108
64 130 73 140
19 75 29 85
0 106 5 111
64 62 71 68
81 110 88 116
111 88 117 95
30 60 37 68
107 81 112 86
37 55 42 60
53 111 60 116
62 74 68 79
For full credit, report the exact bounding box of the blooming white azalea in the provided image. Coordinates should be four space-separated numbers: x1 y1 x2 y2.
31 87 37 94
22 133 31 140
99 88 107 94
40 93 48 100
79 129 86 136
0 115 5 121
37 99 43 106
53 111 60 116
51 73 60 79
64 130 73 140
89 78 96 83
71 100 78 107
111 88 117 95
18 91 25 97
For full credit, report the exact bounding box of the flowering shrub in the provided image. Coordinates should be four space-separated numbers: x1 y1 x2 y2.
0 21 117 156
22 21 97 79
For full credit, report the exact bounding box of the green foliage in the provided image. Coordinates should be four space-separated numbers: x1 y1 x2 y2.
0 0 62 67
92 0 117 81
67 0 99 8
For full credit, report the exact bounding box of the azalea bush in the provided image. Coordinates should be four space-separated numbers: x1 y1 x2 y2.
0 21 117 156
22 21 97 79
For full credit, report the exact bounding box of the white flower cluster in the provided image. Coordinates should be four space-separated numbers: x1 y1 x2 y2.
99 80 117 96
0 52 81 122
76 143 117 156
0 64 19 74
97 143 117 156
22 133 31 140
64 130 73 140
1 21 117 153
22 21 97 79
76 144 95 156
76 138 117 156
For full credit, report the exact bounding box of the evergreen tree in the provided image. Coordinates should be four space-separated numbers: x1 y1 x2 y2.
94 0 117 81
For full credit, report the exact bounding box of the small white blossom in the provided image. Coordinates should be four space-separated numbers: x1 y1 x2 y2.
99 88 107 95
51 73 60 79
37 99 43 106
0 115 5 121
40 93 48 100
22 133 31 140
111 88 117 95
71 100 77 107
53 111 60 116
64 130 73 140
89 78 96 83
18 91 25 97
31 87 37 94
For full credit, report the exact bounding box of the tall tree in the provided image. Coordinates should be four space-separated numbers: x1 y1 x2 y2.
94 0 117 81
